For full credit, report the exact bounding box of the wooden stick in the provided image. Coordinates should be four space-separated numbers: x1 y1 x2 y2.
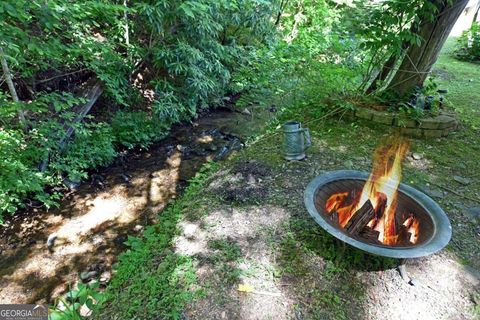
345 200 375 234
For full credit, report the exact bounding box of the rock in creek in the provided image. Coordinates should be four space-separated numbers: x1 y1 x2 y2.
80 270 98 282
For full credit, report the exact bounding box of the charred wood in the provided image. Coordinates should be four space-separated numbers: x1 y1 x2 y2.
344 200 375 235
359 228 381 244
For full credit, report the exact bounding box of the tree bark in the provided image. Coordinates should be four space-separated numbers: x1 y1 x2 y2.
386 0 469 96
366 53 398 94
473 2 480 26
0 47 26 126
275 0 289 26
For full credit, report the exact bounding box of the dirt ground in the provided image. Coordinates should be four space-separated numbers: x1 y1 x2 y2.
177 152 479 320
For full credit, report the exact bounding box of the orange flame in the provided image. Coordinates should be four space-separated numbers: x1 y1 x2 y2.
325 192 349 212
325 137 410 246
406 217 420 244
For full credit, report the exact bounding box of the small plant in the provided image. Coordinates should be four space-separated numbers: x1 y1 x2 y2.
49 282 104 320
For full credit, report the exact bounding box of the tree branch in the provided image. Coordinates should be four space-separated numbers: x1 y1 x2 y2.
0 47 26 127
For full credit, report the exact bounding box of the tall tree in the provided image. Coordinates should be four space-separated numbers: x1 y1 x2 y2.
384 0 469 96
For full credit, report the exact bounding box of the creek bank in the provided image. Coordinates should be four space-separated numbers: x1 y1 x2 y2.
0 106 274 305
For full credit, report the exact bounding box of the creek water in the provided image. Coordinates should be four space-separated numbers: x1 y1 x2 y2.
0 108 272 304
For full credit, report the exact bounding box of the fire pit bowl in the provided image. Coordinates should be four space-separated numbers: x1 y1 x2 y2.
304 170 452 258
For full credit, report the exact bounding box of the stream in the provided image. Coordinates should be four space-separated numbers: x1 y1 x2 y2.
0 107 272 304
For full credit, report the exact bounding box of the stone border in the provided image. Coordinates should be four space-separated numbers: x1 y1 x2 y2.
349 107 459 138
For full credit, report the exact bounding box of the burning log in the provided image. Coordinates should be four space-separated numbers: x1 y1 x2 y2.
397 226 411 245
359 228 381 244
374 193 387 219
344 200 375 235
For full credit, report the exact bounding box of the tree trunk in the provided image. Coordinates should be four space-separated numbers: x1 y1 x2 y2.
275 0 289 26
366 54 398 94
473 2 480 26
386 0 469 96
285 0 304 44
0 47 26 126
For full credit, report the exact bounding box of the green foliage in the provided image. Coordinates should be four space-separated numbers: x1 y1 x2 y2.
139 0 277 122
49 282 105 320
232 2 360 115
0 0 278 218
0 129 49 216
95 162 218 320
347 0 448 91
111 111 169 149
0 0 130 103
51 123 117 182
455 22 480 61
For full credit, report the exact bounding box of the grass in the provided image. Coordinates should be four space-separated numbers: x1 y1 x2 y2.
95 38 479 319
94 162 219 320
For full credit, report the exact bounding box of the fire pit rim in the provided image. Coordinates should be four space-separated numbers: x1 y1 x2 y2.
304 170 452 258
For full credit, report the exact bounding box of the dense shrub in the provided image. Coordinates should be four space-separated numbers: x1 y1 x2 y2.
232 0 360 113
0 129 48 215
50 123 117 182
111 111 169 149
0 0 278 218
455 23 480 61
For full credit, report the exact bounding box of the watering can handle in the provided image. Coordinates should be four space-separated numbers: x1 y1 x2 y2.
303 128 311 148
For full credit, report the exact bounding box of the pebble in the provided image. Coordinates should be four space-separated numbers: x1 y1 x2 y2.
133 225 144 232
99 271 112 284
80 270 98 282
242 108 251 116
412 153 423 160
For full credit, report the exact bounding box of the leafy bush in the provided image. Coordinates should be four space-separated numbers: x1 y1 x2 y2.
50 123 117 182
0 129 48 216
0 0 279 218
455 23 480 61
0 121 116 221
111 111 169 149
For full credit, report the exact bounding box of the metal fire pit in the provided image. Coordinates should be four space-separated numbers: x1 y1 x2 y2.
304 170 452 259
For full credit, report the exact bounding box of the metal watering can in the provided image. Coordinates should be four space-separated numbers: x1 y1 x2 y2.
283 121 311 160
